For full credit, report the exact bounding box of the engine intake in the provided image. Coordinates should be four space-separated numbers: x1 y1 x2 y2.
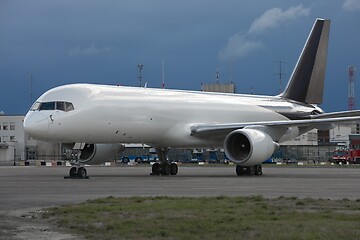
79 143 125 164
62 143 125 165
224 129 279 166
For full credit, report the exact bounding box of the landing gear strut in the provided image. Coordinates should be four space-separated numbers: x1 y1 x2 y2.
151 148 178 176
236 164 262 176
64 145 89 179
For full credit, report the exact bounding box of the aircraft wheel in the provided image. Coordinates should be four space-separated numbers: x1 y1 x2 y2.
236 165 245 176
255 165 263 175
170 163 178 175
69 167 77 178
161 163 171 175
152 163 161 175
246 166 255 176
77 167 87 179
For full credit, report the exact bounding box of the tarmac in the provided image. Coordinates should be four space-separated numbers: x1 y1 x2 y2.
0 164 359 239
1 164 360 210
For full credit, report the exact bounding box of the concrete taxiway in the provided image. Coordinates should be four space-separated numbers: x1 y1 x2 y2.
0 165 359 211
1 165 359 239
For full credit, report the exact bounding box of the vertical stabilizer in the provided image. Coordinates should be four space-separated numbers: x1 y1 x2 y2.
280 18 330 104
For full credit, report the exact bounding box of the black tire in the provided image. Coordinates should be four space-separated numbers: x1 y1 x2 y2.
69 167 77 177
152 163 161 175
247 166 255 176
77 167 87 179
170 163 178 175
161 163 171 175
255 165 263 175
236 165 245 176
122 157 129 164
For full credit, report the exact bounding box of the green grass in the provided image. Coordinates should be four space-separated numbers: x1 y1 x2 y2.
43 196 360 240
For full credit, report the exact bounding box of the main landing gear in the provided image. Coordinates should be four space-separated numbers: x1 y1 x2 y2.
150 148 178 176
236 164 263 176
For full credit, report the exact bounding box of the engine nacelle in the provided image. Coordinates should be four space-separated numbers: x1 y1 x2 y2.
224 129 279 166
78 143 125 165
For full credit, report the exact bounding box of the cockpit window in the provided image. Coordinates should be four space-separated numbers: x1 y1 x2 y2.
56 102 66 111
30 101 75 112
30 102 41 111
65 102 74 111
39 102 55 111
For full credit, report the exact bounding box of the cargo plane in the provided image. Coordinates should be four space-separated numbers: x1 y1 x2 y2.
24 18 360 178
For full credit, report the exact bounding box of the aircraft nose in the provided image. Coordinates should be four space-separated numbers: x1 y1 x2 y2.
23 112 49 137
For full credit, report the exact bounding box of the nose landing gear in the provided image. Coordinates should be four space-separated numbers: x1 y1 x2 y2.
68 166 88 179
64 145 89 179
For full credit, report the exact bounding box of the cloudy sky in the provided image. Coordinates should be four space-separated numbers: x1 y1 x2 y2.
1 0 359 114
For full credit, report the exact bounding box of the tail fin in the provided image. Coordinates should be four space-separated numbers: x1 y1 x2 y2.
280 18 330 104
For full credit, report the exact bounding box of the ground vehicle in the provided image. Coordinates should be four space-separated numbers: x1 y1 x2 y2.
191 149 204 163
332 148 360 164
120 145 158 164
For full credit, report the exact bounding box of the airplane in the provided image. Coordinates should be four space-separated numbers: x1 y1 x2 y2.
24 18 360 178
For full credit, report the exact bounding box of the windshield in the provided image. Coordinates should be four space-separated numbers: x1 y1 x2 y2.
334 151 346 156
30 101 74 112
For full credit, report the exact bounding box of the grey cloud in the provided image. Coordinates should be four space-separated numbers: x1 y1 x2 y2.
219 4 310 62
68 43 112 57
248 5 310 34
218 33 263 62
342 0 360 11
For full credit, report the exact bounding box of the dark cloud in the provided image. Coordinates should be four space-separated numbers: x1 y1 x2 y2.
0 0 359 114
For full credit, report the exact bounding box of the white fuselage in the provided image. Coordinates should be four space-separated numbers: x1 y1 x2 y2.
24 84 319 148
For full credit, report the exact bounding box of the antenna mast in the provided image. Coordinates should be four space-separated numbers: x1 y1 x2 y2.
274 60 286 94
137 64 143 87
30 73 33 105
348 66 356 110
216 69 220 84
162 60 165 89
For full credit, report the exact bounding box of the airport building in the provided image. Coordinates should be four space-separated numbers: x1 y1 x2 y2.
201 83 236 93
0 115 26 161
0 114 60 162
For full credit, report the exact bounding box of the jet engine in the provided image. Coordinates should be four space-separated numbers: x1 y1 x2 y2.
224 129 279 166
63 143 125 165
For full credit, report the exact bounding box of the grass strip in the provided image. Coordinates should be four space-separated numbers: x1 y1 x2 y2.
43 196 360 240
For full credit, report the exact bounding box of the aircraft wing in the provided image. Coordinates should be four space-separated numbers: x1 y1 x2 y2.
191 113 360 138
